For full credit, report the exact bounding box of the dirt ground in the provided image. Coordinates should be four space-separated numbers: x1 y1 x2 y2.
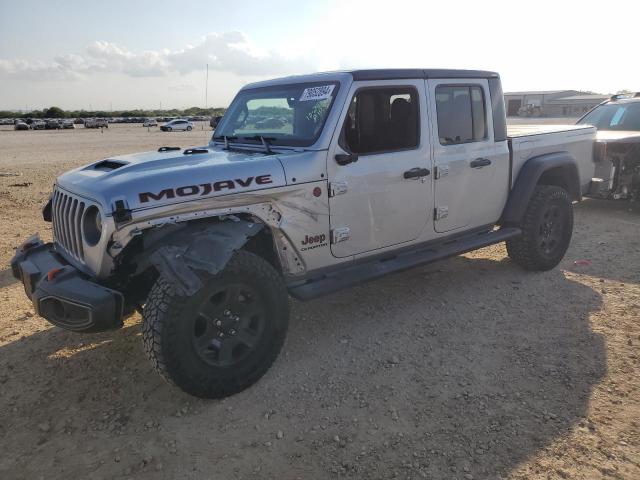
0 123 638 480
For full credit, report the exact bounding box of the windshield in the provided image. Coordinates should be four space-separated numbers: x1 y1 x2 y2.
214 82 339 147
578 102 640 131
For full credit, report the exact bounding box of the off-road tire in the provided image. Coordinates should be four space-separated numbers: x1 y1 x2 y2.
142 250 289 398
506 185 573 271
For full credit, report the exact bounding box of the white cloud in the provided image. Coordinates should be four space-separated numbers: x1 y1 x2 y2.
0 31 313 82
0 58 82 81
84 41 169 77
168 32 313 76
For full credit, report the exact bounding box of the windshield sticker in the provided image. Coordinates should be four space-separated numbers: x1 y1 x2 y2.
299 85 335 102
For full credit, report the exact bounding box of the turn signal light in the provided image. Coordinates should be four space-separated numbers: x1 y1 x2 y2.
47 268 64 282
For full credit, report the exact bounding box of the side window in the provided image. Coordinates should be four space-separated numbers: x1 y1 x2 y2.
343 87 419 155
436 85 487 145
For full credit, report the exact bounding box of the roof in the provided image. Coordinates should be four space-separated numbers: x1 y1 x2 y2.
243 69 499 90
555 94 609 101
348 69 499 81
504 90 574 96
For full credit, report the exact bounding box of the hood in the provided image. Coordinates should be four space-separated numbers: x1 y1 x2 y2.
56 146 288 213
595 130 640 144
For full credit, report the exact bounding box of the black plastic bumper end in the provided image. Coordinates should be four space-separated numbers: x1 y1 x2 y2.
11 239 124 333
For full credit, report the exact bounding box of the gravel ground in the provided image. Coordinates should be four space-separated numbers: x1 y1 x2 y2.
0 123 638 480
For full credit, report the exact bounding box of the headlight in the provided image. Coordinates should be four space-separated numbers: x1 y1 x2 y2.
83 206 103 246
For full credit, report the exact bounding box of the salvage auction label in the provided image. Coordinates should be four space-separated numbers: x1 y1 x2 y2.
299 85 335 102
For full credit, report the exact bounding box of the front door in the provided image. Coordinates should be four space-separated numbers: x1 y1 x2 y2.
327 80 433 258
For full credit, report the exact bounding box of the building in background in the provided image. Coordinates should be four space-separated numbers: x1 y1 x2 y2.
504 90 609 117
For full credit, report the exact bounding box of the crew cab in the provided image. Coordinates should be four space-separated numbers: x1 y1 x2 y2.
12 69 596 398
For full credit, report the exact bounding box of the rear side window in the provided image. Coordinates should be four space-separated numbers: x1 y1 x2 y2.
436 85 487 145
343 87 419 155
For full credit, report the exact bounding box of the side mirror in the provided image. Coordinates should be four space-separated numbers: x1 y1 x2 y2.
335 153 358 166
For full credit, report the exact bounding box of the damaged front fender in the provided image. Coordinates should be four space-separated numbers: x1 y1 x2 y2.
140 220 264 296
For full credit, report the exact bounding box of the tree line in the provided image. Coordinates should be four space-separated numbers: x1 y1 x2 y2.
0 106 226 119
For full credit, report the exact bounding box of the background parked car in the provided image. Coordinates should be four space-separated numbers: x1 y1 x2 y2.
143 119 158 127
14 121 29 131
160 119 193 131
210 115 223 130
254 117 285 129
62 120 75 129
45 119 61 130
84 118 108 128
31 120 45 130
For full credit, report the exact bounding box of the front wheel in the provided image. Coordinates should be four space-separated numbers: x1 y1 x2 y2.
186 126 192 131
506 185 573 271
142 250 289 398
166 127 172 132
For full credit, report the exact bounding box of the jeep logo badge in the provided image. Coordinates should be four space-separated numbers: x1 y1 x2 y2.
300 233 327 251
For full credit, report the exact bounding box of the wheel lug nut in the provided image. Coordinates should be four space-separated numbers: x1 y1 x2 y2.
234 316 240 322
215 320 222 327
224 309 231 316
230 329 236 335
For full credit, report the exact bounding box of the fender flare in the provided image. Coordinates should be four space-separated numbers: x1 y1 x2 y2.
137 219 265 296
500 151 581 225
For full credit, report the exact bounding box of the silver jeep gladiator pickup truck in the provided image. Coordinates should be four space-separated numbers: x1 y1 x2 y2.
12 69 596 398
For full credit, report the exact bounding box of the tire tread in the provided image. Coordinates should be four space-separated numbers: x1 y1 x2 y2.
506 185 572 271
142 250 288 398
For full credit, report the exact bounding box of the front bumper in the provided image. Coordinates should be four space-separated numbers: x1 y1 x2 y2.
11 237 124 333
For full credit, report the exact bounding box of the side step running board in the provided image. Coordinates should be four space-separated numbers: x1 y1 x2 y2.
288 227 522 300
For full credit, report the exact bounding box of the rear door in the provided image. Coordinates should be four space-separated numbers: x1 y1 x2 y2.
427 79 507 232
327 80 433 257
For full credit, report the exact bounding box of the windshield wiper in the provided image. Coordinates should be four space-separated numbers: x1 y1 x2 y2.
212 135 239 150
242 136 276 154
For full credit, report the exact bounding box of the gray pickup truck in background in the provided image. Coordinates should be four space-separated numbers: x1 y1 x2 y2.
577 92 640 200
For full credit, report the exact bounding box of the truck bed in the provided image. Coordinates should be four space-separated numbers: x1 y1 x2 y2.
507 124 596 192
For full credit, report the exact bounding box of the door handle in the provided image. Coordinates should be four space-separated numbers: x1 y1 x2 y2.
403 167 431 179
470 158 492 168
335 153 358 166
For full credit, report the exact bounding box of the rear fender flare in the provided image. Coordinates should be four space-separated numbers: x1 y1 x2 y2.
500 151 580 225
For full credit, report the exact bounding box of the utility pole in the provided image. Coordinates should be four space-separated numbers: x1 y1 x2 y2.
205 63 209 110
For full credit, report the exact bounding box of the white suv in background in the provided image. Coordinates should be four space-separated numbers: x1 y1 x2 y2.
160 119 193 131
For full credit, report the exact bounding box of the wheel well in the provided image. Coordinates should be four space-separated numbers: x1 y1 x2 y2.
241 227 282 273
537 166 580 200
114 215 282 309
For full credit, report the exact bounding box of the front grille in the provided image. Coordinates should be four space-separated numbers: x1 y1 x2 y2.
52 188 87 262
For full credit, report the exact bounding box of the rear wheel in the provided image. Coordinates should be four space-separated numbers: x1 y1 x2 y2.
142 250 289 398
506 185 573 271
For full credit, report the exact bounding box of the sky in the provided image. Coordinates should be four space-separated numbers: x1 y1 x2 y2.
0 0 638 111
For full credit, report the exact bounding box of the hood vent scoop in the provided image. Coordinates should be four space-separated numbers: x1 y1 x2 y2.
93 160 127 171
183 148 209 155
158 146 181 152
